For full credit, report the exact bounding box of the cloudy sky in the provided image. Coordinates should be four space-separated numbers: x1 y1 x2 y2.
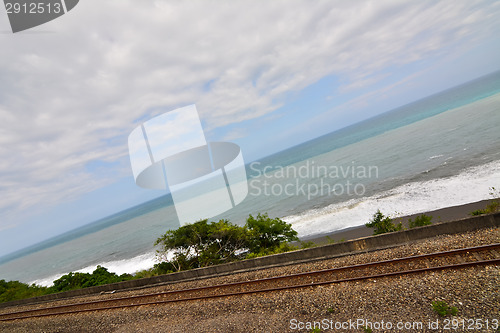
0 0 499 257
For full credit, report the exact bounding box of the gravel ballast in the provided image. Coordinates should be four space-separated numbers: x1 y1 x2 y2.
0 227 498 333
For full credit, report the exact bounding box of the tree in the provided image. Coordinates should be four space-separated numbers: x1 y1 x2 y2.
203 219 249 265
154 219 250 271
245 213 298 254
51 272 90 292
365 210 403 235
154 214 299 271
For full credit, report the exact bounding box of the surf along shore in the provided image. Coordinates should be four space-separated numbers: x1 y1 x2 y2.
303 199 498 245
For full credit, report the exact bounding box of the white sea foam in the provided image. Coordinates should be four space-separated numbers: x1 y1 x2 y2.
428 154 444 160
284 160 500 238
31 274 66 288
77 251 158 275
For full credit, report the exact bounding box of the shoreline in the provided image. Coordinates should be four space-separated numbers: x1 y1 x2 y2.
301 198 497 245
13 199 500 287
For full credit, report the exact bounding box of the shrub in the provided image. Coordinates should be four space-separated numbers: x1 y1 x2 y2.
50 266 133 292
471 209 485 216
1 266 135 303
365 210 403 235
470 186 500 215
0 280 49 303
408 214 433 228
133 268 156 279
485 200 499 213
471 200 499 215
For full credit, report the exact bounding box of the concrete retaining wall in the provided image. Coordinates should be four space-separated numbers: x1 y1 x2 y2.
2 212 499 308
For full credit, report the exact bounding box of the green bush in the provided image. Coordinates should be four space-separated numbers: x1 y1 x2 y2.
470 187 500 215
365 210 403 235
471 201 499 215
484 200 499 213
133 268 157 279
471 209 485 216
0 266 137 303
0 280 49 303
50 266 133 292
408 214 433 228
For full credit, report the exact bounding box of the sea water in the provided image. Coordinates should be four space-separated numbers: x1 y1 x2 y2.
1 70 500 286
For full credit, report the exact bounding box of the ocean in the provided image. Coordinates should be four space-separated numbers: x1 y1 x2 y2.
1 70 500 287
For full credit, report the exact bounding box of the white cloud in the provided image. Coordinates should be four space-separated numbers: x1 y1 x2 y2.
0 0 499 230
220 127 248 142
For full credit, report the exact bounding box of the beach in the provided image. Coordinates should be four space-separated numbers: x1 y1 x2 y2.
304 199 497 245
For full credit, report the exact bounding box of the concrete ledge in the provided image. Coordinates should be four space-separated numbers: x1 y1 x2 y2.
1 212 498 309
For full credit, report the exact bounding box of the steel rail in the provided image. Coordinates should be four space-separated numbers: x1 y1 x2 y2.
1 243 498 322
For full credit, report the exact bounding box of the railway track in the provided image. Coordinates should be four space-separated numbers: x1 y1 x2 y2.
1 243 498 322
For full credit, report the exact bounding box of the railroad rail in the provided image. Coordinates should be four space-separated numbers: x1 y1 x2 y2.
1 243 498 322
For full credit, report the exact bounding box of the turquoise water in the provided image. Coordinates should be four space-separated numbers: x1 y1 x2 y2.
1 70 500 285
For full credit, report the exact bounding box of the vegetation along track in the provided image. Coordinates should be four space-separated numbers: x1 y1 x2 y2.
1 243 498 322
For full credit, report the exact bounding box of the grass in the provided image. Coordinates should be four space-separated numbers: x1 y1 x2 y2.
432 300 458 317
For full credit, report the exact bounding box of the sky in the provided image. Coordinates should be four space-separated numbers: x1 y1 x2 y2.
0 0 499 258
